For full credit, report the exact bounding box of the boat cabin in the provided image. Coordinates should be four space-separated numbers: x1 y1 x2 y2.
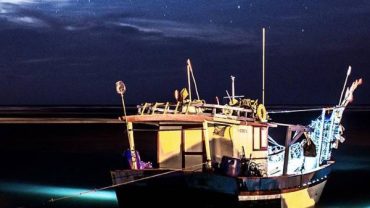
121 99 270 177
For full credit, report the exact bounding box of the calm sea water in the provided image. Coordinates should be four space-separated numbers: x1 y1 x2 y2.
0 107 369 208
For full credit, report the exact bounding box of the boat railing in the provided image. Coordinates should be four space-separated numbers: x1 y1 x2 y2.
239 162 332 191
137 101 255 121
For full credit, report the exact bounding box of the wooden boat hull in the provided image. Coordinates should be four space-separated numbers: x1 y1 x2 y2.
239 180 327 208
111 163 332 208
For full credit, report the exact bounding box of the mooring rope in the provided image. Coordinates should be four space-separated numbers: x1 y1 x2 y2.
48 162 206 203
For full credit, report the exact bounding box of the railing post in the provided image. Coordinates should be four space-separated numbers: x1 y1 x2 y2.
164 102 169 114
174 102 179 114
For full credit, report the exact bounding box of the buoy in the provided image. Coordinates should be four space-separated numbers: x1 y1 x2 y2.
256 104 267 122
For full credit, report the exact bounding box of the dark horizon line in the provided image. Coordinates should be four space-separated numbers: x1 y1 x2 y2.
0 104 369 110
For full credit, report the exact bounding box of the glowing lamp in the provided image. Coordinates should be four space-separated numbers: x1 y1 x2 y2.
115 81 126 95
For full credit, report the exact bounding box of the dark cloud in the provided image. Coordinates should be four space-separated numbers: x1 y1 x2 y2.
0 0 368 105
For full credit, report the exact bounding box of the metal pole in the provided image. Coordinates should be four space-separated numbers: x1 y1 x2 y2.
231 75 235 101
116 81 138 170
188 59 200 100
187 59 192 101
121 94 138 170
262 27 266 105
338 66 351 106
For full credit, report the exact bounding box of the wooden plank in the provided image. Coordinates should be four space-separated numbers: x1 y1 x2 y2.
283 127 292 175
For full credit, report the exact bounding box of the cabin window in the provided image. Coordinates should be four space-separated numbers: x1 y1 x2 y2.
253 127 260 150
253 127 268 151
260 127 268 150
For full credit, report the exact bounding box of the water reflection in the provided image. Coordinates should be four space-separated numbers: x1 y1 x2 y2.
0 181 117 205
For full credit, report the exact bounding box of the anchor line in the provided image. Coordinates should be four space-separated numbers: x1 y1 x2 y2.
48 162 206 203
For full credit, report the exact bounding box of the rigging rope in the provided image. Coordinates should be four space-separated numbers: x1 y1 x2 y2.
268 107 335 114
268 135 283 147
48 162 206 204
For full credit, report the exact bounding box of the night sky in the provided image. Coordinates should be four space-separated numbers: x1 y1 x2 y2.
0 0 368 106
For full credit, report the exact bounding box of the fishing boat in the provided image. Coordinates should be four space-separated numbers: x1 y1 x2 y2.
110 58 361 207
110 28 362 207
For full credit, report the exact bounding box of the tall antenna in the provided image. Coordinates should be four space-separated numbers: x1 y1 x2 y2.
231 75 235 101
262 27 266 105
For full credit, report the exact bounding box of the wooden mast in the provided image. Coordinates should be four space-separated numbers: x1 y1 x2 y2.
262 27 266 105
